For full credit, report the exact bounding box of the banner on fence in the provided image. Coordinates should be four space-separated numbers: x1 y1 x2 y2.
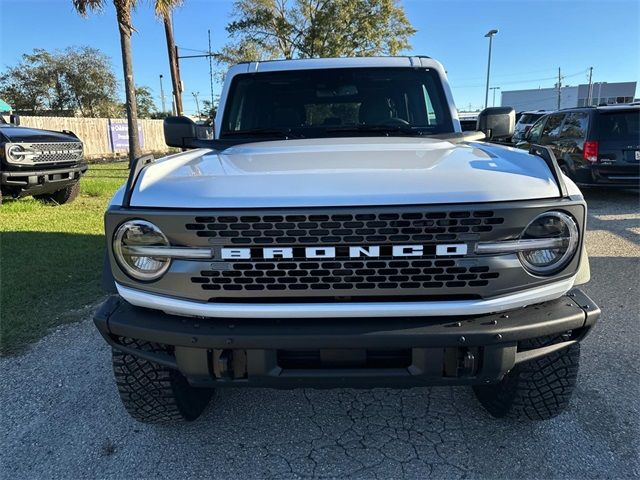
108 121 145 151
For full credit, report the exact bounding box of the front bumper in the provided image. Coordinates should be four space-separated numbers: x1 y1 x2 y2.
1 163 88 196
94 288 600 389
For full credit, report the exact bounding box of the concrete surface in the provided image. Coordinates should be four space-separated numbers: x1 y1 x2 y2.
1 189 639 479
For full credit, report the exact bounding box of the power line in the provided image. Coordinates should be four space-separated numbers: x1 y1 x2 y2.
178 46 210 54
452 69 589 89
460 66 565 81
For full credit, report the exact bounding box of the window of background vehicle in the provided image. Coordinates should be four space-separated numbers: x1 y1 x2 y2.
597 111 640 141
540 113 565 143
220 68 454 137
526 117 546 142
519 113 543 125
559 112 589 140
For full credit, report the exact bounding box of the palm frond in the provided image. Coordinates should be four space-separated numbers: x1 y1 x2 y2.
153 0 183 18
71 0 107 16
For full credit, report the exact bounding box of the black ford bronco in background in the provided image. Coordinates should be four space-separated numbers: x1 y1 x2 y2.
0 114 87 205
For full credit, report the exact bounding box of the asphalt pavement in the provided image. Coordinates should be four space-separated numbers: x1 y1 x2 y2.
1 188 639 479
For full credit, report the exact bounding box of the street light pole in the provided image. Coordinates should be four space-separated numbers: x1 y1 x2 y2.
484 29 498 109
159 74 167 113
490 86 501 107
192 91 201 118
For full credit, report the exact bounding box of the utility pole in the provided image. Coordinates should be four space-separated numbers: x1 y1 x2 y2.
484 29 498 109
557 67 562 110
490 86 501 107
587 67 593 106
176 32 221 115
597 82 605 105
159 74 167 113
163 12 183 116
208 29 215 109
192 91 201 117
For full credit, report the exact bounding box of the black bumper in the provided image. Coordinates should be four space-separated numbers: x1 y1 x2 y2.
94 289 600 389
1 163 88 196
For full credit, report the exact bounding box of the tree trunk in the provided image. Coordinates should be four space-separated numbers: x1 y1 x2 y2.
115 1 141 165
163 12 183 116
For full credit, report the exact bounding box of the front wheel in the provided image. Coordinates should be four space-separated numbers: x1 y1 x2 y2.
34 181 80 205
112 338 214 423
473 336 580 421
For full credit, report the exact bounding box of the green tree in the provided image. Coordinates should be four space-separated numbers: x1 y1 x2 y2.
63 47 120 116
73 0 141 162
134 86 157 118
201 99 218 120
0 47 119 116
219 0 416 66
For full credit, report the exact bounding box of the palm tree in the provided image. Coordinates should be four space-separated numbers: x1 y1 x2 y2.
154 0 184 116
72 0 141 163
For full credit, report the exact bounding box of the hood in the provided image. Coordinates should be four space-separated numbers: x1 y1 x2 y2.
0 125 79 143
126 137 562 208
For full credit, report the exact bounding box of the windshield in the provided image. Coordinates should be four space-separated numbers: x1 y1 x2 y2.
220 67 454 139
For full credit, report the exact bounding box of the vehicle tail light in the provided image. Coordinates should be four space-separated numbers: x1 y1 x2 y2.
583 140 599 163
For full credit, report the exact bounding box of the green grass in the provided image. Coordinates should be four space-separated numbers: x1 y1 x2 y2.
0 162 129 353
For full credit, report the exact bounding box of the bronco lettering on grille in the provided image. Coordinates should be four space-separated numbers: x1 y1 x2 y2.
220 244 468 260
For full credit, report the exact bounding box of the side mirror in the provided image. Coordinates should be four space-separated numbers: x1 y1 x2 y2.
477 107 515 140
163 116 198 148
9 114 20 126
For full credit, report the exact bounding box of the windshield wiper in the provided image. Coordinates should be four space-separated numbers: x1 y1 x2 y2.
326 125 427 136
220 128 304 139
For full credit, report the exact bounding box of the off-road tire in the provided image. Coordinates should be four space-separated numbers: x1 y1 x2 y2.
34 181 80 205
473 335 580 421
112 338 214 423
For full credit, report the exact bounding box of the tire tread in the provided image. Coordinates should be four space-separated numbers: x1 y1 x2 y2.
112 338 213 423
473 335 580 421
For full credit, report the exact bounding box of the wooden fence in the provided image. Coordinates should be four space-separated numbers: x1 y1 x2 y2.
19 117 171 158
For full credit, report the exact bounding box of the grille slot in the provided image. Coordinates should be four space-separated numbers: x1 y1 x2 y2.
192 259 497 293
187 210 504 245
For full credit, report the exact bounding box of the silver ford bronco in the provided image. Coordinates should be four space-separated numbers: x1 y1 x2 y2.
95 56 599 423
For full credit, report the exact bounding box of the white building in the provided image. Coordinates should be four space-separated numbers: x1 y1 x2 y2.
501 82 637 111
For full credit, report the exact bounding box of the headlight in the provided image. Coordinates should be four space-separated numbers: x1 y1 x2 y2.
6 143 35 163
518 211 579 275
113 220 171 281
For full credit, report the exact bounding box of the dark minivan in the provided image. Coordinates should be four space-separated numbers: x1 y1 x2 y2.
517 105 640 187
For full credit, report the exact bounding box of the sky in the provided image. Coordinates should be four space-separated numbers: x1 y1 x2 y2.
1 0 639 114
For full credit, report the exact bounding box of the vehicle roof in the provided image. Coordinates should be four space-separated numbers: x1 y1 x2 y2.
231 56 442 73
519 110 550 114
559 104 640 113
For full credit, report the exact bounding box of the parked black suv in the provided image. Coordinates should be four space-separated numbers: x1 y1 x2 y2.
0 114 88 204
516 105 640 187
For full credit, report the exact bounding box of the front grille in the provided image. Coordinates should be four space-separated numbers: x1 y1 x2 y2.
11 142 83 164
192 258 499 294
186 210 505 245
32 142 83 163
184 208 506 297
